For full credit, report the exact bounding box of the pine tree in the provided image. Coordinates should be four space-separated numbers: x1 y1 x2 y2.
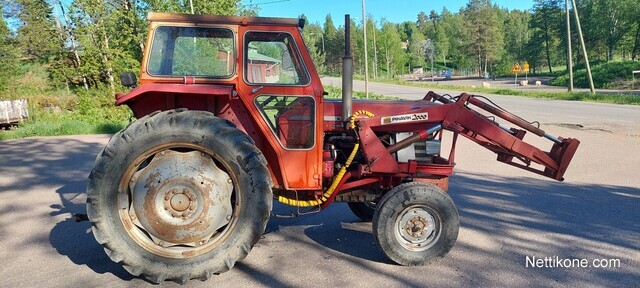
0 16 19 93
13 0 62 60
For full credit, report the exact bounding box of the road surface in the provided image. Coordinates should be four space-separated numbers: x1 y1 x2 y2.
1 82 638 287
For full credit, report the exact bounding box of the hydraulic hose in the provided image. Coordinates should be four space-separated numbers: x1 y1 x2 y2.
277 110 374 207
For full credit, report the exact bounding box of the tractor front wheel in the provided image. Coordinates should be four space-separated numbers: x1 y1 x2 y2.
373 182 459 266
86 109 272 283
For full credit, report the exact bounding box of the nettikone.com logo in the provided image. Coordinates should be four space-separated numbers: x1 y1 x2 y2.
526 256 621 268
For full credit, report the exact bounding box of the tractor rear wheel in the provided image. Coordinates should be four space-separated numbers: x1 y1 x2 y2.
347 201 376 222
86 109 272 284
372 182 459 266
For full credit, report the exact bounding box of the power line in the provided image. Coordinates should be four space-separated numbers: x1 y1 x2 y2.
248 0 291 6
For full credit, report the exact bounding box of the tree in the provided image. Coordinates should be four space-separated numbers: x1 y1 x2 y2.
462 0 504 76
300 14 325 74
595 0 639 60
530 0 561 73
408 26 426 68
0 15 19 92
416 11 428 35
423 39 436 77
503 10 531 63
433 20 450 68
378 20 405 77
12 0 62 60
323 14 343 74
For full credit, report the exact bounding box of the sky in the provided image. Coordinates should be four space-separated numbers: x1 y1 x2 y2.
248 0 535 25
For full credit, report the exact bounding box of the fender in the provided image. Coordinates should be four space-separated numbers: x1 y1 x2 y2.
115 83 233 118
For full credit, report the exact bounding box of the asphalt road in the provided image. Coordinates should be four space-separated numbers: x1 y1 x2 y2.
1 82 639 287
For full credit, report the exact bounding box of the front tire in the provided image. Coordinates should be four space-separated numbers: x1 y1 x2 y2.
373 182 459 266
86 109 272 283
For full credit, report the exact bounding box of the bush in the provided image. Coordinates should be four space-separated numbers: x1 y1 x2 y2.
550 61 640 89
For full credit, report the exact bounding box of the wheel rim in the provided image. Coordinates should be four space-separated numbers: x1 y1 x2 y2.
118 144 238 258
394 205 442 251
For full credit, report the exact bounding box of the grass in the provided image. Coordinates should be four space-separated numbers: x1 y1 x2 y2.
550 61 640 89
0 64 131 141
366 78 640 105
0 108 128 141
323 85 399 100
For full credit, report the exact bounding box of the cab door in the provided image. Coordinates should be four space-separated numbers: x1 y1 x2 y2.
236 25 324 190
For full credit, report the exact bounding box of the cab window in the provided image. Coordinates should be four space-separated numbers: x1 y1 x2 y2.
255 96 315 149
244 32 310 85
147 26 234 77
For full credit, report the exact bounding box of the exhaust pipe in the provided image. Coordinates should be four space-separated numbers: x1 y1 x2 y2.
342 14 353 122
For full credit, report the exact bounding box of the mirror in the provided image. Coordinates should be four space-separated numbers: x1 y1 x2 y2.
120 72 138 88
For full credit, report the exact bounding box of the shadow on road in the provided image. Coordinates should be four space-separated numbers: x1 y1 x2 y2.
49 181 134 281
2 136 637 286
266 171 639 286
0 136 136 281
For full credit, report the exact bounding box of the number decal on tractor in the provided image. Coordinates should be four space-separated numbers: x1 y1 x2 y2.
381 113 429 125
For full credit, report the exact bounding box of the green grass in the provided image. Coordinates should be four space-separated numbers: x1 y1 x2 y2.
550 61 640 89
0 109 128 141
323 85 399 100
1 66 131 141
368 78 640 105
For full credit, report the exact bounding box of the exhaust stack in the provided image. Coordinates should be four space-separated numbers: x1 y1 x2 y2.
342 14 353 122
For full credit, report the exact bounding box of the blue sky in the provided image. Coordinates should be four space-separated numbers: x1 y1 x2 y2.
248 0 534 25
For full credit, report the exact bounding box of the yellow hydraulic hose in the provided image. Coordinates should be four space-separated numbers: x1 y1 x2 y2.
277 110 374 207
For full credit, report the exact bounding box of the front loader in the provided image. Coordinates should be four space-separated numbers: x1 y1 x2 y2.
85 13 579 283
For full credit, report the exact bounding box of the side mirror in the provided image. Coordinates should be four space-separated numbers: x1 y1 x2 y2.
120 72 138 88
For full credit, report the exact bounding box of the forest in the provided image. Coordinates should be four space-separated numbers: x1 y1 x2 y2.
2 0 640 94
0 0 639 140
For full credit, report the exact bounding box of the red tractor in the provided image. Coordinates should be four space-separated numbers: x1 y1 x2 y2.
87 13 579 283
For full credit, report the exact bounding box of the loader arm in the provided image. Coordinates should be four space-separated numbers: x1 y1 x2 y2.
426 91 579 181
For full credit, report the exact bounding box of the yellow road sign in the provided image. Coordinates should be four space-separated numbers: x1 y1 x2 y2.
523 62 530 71
511 63 523 74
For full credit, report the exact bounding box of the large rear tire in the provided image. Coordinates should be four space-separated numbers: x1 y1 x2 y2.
373 182 459 266
87 109 272 284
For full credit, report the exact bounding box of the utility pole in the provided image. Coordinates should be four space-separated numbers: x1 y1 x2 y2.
565 0 573 92
361 0 369 98
189 0 195 14
372 17 378 80
571 0 595 94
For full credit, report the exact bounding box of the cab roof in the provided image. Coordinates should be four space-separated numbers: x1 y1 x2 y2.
147 12 305 28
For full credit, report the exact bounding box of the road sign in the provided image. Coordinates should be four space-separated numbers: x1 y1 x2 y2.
511 63 523 74
523 62 530 71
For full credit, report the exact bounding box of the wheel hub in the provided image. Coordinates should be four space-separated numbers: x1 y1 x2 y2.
127 150 233 247
405 216 429 238
396 206 439 251
164 188 197 217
